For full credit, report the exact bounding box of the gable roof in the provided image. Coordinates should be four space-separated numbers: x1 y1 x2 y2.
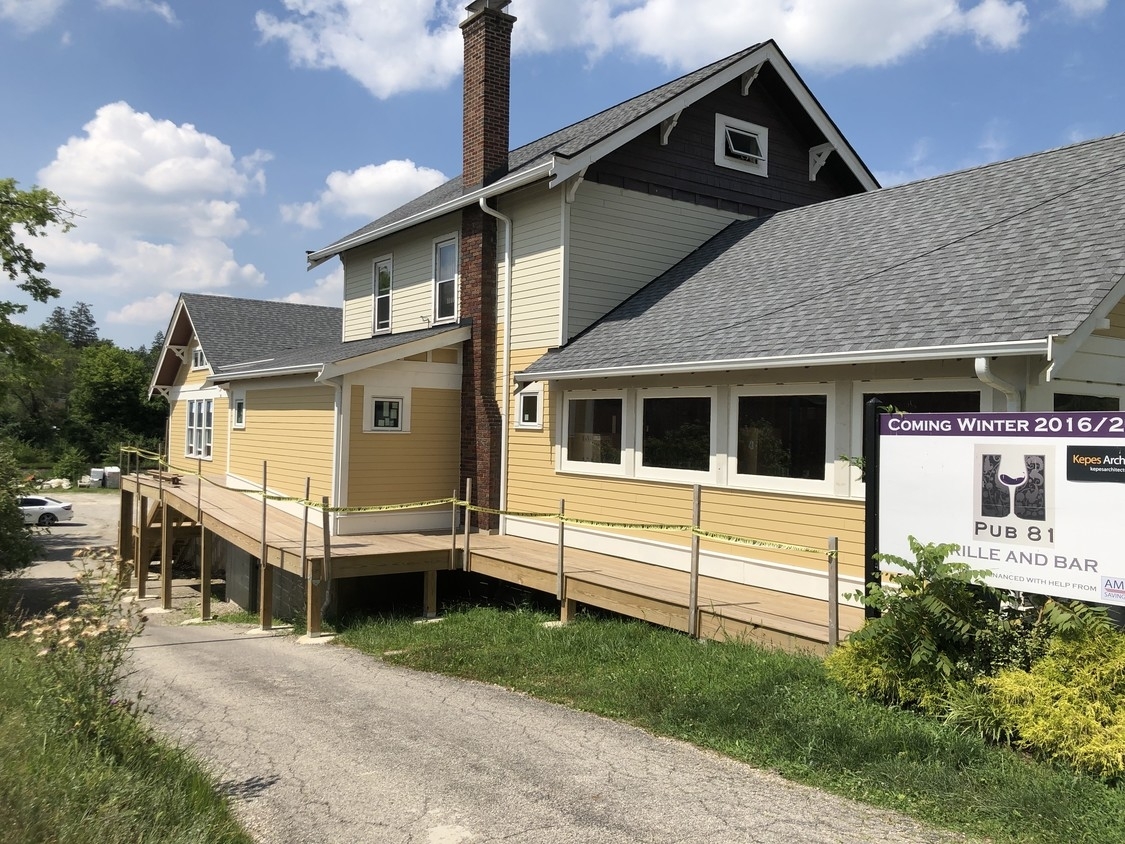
520 133 1125 381
150 293 468 393
307 40 878 268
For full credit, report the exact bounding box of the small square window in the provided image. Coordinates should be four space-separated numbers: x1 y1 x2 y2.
714 114 768 177
372 398 402 431
516 382 542 429
191 347 207 369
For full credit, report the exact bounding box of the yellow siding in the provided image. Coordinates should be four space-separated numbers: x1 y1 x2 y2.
497 183 562 350
166 340 227 472
567 184 742 338
432 348 459 364
228 385 335 501
347 385 460 505
342 212 462 340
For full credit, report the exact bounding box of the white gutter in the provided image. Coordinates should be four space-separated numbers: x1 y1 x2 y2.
307 163 552 268
974 357 1022 411
207 363 323 385
478 197 513 532
515 338 1050 383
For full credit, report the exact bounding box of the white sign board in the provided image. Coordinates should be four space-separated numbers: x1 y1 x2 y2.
878 411 1125 606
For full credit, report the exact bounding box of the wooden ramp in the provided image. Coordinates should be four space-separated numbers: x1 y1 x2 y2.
117 473 860 652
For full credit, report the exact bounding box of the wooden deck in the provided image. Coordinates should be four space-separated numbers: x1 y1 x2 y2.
118 472 861 652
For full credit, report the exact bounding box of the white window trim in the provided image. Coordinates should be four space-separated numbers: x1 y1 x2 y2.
190 347 207 370
432 234 459 325
515 381 543 430
185 397 214 460
373 254 392 335
634 387 718 484
364 394 410 433
714 113 768 177
231 392 246 430
727 384 835 495
559 389 630 477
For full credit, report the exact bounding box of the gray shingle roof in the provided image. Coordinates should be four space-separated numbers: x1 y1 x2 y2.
180 294 341 371
523 133 1125 378
313 46 763 257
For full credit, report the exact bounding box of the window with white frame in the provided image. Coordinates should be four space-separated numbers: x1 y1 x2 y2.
373 257 392 334
232 397 245 429
565 396 623 465
516 382 542 429
434 237 457 323
639 395 712 473
371 397 403 431
1053 392 1119 412
733 392 828 481
186 398 213 458
191 347 207 369
715 114 768 177
856 388 981 471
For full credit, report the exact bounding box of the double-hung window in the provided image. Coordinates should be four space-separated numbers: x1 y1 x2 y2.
186 398 213 458
434 237 457 323
373 257 392 334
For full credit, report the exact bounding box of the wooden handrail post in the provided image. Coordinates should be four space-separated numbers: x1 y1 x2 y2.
828 537 840 650
688 484 701 638
462 477 473 574
303 478 319 638
321 496 332 619
258 461 273 631
556 499 565 601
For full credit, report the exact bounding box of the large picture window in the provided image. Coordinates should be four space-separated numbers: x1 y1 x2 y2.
736 394 826 479
640 396 711 472
374 257 392 333
434 238 457 323
186 398 213 458
566 397 622 465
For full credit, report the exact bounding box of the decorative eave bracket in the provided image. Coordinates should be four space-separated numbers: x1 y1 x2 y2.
660 110 682 145
153 386 171 399
809 142 834 181
740 63 763 96
169 345 187 361
564 167 588 204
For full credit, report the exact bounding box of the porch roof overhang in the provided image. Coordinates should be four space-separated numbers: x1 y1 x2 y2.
515 338 1052 383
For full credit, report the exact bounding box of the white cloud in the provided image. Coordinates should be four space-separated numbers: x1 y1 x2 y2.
282 160 447 229
106 291 181 326
35 102 269 334
977 119 1009 161
1059 0 1107 15
0 0 66 31
254 0 1042 96
98 0 178 25
256 0 464 99
278 265 344 307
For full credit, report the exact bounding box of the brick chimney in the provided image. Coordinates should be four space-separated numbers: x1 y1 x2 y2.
459 0 514 531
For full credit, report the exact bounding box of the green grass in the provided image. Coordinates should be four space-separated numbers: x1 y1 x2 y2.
337 606 1125 844
0 636 252 844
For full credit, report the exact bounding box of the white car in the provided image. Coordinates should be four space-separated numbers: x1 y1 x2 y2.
17 495 75 526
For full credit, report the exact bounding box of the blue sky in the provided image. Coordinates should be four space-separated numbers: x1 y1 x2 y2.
1 0 1120 348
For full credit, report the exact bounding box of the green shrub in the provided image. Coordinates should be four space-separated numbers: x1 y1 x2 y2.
51 444 89 482
825 537 1003 709
983 628 1125 781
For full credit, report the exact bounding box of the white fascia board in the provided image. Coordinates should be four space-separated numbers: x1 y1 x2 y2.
148 296 193 398
306 164 553 268
208 363 324 385
1045 270 1125 379
318 326 471 381
515 339 1051 382
549 41 878 192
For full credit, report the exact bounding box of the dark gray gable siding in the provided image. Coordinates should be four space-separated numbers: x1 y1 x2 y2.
586 62 864 217
524 133 1125 376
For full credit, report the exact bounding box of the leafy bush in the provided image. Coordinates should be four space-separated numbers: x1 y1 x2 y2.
825 536 1003 710
980 628 1125 781
50 444 89 482
0 437 37 574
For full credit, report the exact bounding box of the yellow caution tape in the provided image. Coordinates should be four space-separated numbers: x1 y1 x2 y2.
691 528 822 555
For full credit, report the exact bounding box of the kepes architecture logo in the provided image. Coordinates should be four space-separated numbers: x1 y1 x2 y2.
973 445 1055 547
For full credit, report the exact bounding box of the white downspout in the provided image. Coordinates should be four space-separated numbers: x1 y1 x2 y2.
975 357 1022 411
479 197 513 534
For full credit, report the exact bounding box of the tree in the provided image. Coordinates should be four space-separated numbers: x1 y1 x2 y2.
1 179 74 345
68 344 166 461
42 301 99 348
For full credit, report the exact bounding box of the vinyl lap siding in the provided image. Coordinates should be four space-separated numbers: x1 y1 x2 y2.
228 386 335 501
341 213 462 340
497 184 562 350
567 183 741 338
346 385 460 506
